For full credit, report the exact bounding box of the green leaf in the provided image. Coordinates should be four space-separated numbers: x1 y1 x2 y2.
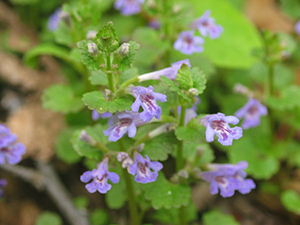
142 173 191 209
42 84 84 114
160 76 192 102
267 85 300 110
176 64 193 90
191 67 206 94
54 22 73 47
90 209 110 225
120 67 139 84
117 41 140 71
228 129 279 179
203 210 240 225
105 176 127 209
82 91 133 113
73 196 89 209
89 70 108 86
144 132 178 161
23 43 84 74
152 203 197 225
132 28 169 67
71 124 108 160
96 22 119 53
175 118 206 143
279 0 300 19
77 40 100 71
183 142 215 165
35 212 62 225
189 0 262 68
281 190 300 215
55 128 81 164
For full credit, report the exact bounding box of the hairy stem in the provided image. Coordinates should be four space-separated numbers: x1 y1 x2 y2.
106 54 115 93
176 106 187 225
118 139 140 225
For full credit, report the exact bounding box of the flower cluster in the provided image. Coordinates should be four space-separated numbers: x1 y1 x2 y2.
0 124 26 165
200 161 255 198
174 10 223 55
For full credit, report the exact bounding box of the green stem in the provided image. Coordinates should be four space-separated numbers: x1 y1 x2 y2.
268 64 274 96
106 55 115 93
176 106 187 225
94 142 109 153
118 139 140 225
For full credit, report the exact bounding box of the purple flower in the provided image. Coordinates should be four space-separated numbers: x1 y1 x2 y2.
174 31 204 55
149 20 161 29
80 158 120 194
192 10 223 39
128 152 163 183
201 113 243 146
138 59 191 82
0 179 7 197
131 85 167 122
235 99 267 129
295 21 300 35
0 124 26 165
114 0 144 16
47 8 61 31
92 110 112 121
103 112 145 142
200 161 255 198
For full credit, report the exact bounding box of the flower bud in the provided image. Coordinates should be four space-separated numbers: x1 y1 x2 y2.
79 130 96 146
122 157 134 168
118 43 130 57
87 43 98 56
117 152 129 162
188 88 199 96
86 30 97 40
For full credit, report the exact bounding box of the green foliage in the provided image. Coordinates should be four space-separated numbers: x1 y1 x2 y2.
191 67 207 94
73 196 89 209
90 209 110 225
281 190 300 215
176 64 193 90
143 132 178 161
132 28 169 67
96 22 119 53
115 41 140 71
279 0 300 19
120 67 139 84
160 76 192 102
71 124 108 160
203 210 240 225
228 121 279 179
189 0 262 69
152 203 198 225
175 118 206 143
35 211 62 225
267 85 300 110
42 84 84 114
183 142 215 165
77 40 101 71
89 70 108 86
55 128 81 163
82 91 133 113
54 22 73 46
142 173 191 209
105 176 127 209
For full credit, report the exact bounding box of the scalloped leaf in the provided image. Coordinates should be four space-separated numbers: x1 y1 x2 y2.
161 76 192 102
191 67 206 94
267 85 300 110
89 70 108 86
144 132 178 161
116 41 140 71
82 91 133 113
175 118 206 143
142 174 191 209
176 64 193 90
77 40 100 71
42 84 84 114
71 124 108 160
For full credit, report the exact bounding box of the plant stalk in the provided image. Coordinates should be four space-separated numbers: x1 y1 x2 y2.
106 55 115 93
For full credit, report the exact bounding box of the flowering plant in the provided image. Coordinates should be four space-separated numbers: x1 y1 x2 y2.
2 0 300 224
